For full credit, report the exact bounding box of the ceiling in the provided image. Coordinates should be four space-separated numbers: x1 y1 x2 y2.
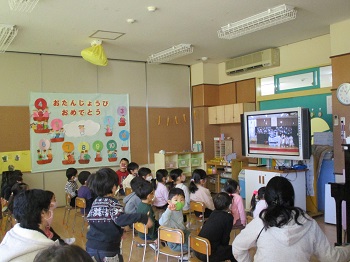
1 0 349 65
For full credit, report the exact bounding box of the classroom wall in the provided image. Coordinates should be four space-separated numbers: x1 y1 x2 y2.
0 52 191 205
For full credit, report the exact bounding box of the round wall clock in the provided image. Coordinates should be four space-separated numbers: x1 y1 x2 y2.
336 83 350 105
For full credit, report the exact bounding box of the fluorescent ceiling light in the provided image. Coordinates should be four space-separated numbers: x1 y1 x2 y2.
8 0 40 12
0 24 18 53
147 44 193 64
218 4 297 39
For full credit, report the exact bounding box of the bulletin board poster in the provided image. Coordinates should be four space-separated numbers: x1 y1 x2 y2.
29 92 130 173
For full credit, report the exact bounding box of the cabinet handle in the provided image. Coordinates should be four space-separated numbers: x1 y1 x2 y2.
262 176 265 184
259 176 261 184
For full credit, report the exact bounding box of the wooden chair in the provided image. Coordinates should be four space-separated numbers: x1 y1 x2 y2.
62 193 72 227
156 226 186 262
189 201 206 233
188 234 211 262
128 222 156 262
125 187 132 196
72 197 87 235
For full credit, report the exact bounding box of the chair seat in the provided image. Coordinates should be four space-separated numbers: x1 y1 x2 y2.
158 245 188 257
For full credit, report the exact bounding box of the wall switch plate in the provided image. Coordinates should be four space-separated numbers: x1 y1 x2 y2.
341 117 346 125
334 115 339 126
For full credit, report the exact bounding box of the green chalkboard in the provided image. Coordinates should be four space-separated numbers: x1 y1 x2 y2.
260 94 332 131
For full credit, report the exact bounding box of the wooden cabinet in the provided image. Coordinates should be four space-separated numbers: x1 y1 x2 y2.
192 84 219 107
219 82 236 105
208 103 255 124
208 105 225 124
233 103 255 123
236 79 256 103
245 167 306 210
154 152 204 178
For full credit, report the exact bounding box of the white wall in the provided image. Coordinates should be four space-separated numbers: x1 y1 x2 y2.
0 53 190 205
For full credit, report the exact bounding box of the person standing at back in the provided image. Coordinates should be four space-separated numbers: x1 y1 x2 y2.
232 176 350 262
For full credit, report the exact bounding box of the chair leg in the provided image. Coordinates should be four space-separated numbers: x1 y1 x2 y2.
128 240 134 262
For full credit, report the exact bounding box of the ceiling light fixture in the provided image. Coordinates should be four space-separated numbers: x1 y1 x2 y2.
0 24 18 53
147 44 193 64
8 0 40 12
218 4 297 39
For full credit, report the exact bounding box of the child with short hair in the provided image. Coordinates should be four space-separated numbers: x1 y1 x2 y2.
189 169 214 218
159 187 190 252
86 168 152 262
250 186 267 218
224 178 246 226
77 170 93 214
64 168 78 207
116 158 129 195
135 180 159 241
122 162 139 190
123 176 144 214
197 192 237 262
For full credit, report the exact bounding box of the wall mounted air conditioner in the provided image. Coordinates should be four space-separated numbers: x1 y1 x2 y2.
225 48 280 75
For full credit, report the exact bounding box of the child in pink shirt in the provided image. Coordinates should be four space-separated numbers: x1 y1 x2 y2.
224 179 246 226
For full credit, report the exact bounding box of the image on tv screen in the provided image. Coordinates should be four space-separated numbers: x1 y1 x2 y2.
247 112 299 156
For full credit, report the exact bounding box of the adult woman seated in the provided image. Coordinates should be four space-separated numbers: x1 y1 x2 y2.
0 189 57 261
232 176 350 262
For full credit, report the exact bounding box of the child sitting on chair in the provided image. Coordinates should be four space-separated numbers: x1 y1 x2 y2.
77 171 94 214
123 176 143 214
197 192 237 262
224 179 246 226
135 180 159 241
64 168 78 207
159 187 190 252
250 186 267 218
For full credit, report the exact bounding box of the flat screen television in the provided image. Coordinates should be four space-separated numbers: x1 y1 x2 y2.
241 107 311 161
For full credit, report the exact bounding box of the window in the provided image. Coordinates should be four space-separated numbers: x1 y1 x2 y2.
260 66 331 96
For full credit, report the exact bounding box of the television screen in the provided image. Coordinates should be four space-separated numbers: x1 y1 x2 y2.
242 107 311 161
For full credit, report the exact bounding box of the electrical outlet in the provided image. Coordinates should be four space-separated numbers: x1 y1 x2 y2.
341 117 346 125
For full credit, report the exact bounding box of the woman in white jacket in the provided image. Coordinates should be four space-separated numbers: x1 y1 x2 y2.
232 176 350 262
0 189 56 262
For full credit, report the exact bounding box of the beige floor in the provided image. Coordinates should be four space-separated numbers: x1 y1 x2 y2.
0 206 338 262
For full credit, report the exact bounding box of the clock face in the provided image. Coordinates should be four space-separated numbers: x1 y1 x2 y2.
337 83 350 105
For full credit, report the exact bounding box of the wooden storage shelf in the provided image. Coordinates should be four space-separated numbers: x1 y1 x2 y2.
154 152 205 180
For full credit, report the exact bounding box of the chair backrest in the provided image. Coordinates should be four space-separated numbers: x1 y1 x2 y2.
190 201 205 213
158 226 184 244
125 187 132 196
189 234 211 257
134 222 148 234
75 197 86 209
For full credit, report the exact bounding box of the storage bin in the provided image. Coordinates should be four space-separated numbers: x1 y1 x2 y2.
178 158 189 167
165 161 176 168
191 158 201 166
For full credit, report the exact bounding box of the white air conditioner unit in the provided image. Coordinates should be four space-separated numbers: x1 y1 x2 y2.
225 48 280 75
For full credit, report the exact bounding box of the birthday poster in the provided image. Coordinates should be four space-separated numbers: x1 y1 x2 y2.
30 92 130 173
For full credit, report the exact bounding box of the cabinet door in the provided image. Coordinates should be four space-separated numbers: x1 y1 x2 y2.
224 104 234 123
233 103 255 123
208 106 217 124
216 105 225 124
